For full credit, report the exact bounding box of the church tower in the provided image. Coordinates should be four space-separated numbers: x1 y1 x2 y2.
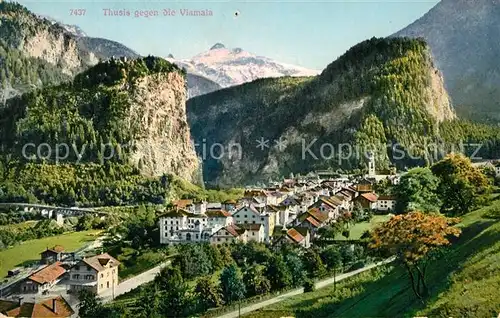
367 151 376 176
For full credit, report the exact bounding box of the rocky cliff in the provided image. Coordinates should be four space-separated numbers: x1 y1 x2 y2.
0 56 200 182
1 2 97 75
188 38 457 186
393 0 500 123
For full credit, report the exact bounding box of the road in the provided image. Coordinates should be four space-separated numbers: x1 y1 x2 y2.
100 261 171 303
216 258 394 318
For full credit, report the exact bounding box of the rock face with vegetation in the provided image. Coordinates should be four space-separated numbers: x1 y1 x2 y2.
0 2 96 101
0 56 200 182
394 0 500 123
188 38 474 186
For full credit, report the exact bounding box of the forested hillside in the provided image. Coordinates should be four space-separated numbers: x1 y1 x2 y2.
0 56 202 205
188 37 500 186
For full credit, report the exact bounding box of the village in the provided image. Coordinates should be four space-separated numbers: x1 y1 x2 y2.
3 153 500 318
0 153 405 317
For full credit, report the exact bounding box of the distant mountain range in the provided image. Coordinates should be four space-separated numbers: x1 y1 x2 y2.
394 0 500 123
167 43 319 88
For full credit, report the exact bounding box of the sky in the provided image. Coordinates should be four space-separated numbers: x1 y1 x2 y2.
17 0 439 70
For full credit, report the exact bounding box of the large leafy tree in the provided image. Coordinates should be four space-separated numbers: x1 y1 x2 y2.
194 276 223 311
369 212 461 300
265 254 293 291
284 252 306 287
431 154 491 216
220 263 246 304
243 264 271 297
394 167 441 213
154 266 191 317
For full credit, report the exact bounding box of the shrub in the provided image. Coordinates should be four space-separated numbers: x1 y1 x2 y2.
303 279 315 293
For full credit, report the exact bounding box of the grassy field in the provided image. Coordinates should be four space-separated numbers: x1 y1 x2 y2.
334 214 392 240
251 199 500 318
0 230 101 278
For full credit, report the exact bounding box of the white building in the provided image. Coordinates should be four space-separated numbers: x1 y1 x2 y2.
239 223 265 242
232 205 275 243
376 195 396 212
210 225 247 244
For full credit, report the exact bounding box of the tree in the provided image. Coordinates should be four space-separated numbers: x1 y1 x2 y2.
265 254 292 291
394 167 441 213
173 244 212 279
77 289 112 318
135 284 162 318
194 276 223 311
352 202 372 223
320 245 343 290
243 264 271 297
431 154 491 216
220 264 246 304
154 266 191 317
302 249 326 278
284 252 306 287
75 214 93 231
369 212 461 300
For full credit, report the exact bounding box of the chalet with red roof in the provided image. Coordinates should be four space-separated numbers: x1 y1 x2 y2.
20 262 66 295
355 192 378 210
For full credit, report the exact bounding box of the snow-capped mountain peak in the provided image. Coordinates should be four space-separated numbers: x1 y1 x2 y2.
170 43 319 88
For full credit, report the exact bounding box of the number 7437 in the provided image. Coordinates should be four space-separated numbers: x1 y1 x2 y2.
70 9 86 16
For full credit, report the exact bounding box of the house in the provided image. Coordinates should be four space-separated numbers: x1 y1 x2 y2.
238 224 265 242
206 210 233 228
308 197 340 220
158 208 209 244
275 227 311 248
40 245 65 265
295 208 329 233
0 296 74 318
20 262 66 294
68 253 119 295
376 195 396 212
232 205 275 242
355 192 378 210
172 199 207 214
210 225 247 244
356 178 373 193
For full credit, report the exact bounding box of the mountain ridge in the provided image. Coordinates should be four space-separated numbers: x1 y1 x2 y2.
393 0 500 123
187 37 472 186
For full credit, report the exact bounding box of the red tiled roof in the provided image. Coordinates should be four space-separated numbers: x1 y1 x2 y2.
173 199 193 208
206 210 231 217
287 228 304 243
360 193 378 202
223 224 245 237
305 216 321 228
29 262 66 285
319 198 339 208
307 208 329 223
4 296 74 318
